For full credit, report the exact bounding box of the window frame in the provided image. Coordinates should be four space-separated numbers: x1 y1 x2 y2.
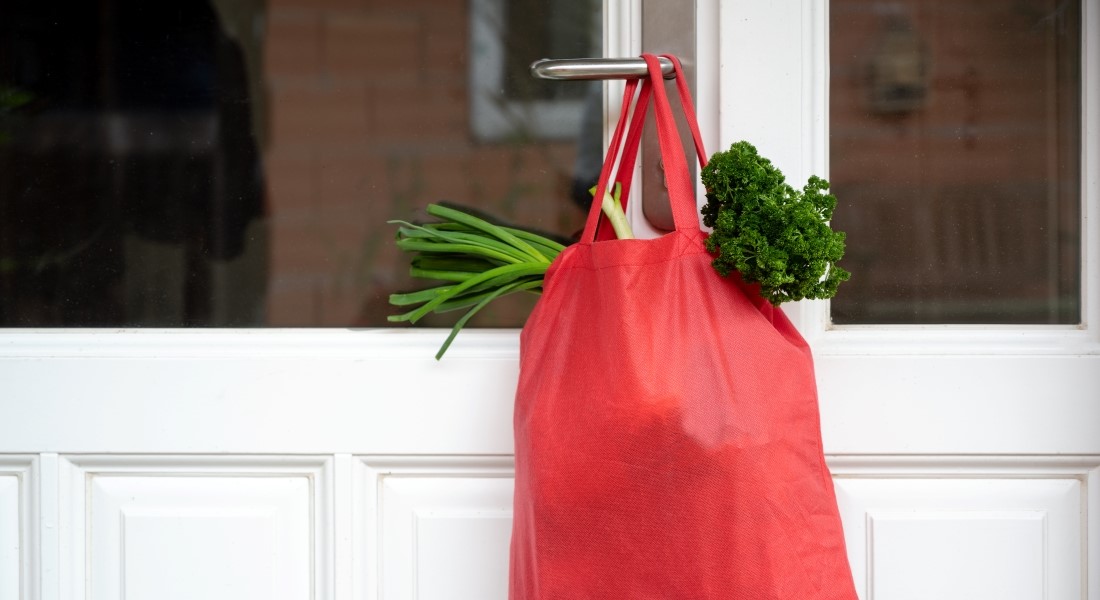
739 0 1100 358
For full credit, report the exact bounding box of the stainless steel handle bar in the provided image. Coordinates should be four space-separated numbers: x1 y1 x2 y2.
529 57 676 80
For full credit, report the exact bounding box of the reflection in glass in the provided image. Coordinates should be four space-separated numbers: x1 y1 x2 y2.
0 0 602 327
830 0 1081 324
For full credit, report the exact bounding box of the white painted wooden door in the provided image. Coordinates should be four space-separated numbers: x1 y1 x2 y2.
721 1 1100 599
1 2 1097 600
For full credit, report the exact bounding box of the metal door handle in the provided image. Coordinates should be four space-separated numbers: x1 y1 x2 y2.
529 1 696 233
529 57 676 80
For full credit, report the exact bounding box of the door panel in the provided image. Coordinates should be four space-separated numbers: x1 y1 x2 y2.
0 476 16 600
0 458 29 600
359 457 514 600
61 457 330 600
833 457 1098 599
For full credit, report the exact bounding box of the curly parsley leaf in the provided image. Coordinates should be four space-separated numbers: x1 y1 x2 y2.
701 141 850 305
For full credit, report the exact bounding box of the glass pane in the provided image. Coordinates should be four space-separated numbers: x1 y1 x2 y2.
0 0 602 326
829 0 1081 324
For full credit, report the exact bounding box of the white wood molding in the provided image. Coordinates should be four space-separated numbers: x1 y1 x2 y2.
1091 460 1100 600
334 454 354 600
828 454 1100 478
816 354 1100 455
354 456 514 600
1084 0 1100 341
39 454 58 600
0 354 519 455
828 455 1100 600
57 455 333 600
0 456 37 600
12 451 1100 600
0 329 520 360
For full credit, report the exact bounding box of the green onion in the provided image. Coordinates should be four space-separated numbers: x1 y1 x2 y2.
387 204 566 359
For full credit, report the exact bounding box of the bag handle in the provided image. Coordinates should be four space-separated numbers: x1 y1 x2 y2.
643 53 703 232
663 54 708 171
580 54 707 243
618 55 707 229
581 77 649 242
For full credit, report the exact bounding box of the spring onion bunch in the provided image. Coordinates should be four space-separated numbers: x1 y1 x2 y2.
388 203 566 359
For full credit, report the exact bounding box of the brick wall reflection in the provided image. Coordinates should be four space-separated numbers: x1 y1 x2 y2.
829 0 1080 324
262 0 587 326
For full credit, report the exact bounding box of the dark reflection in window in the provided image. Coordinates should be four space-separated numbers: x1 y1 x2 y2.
830 0 1081 324
503 0 596 103
0 0 600 328
0 1 265 326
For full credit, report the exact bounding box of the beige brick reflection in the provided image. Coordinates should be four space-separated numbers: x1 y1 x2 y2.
262 0 586 326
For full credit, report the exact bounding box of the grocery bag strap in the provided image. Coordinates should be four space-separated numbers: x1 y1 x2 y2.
612 77 653 222
581 54 707 243
663 54 708 170
595 79 653 241
644 53 702 232
581 77 651 242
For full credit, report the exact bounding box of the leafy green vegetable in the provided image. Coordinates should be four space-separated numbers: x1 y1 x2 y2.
700 141 850 305
0 85 32 111
388 204 565 359
392 142 854 359
0 84 33 144
390 185 634 359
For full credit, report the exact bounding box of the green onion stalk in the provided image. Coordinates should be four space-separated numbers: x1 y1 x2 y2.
388 186 632 359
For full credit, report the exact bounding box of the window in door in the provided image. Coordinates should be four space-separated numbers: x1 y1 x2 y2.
829 0 1081 325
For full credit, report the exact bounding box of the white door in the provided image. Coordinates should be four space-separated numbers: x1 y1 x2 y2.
724 2 1099 599
0 2 1096 600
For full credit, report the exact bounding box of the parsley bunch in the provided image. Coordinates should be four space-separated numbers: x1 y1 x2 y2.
700 141 850 305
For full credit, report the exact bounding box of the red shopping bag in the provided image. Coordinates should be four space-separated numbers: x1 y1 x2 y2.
510 54 859 599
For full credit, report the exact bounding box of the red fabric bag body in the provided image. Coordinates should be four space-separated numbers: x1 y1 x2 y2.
509 55 859 599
